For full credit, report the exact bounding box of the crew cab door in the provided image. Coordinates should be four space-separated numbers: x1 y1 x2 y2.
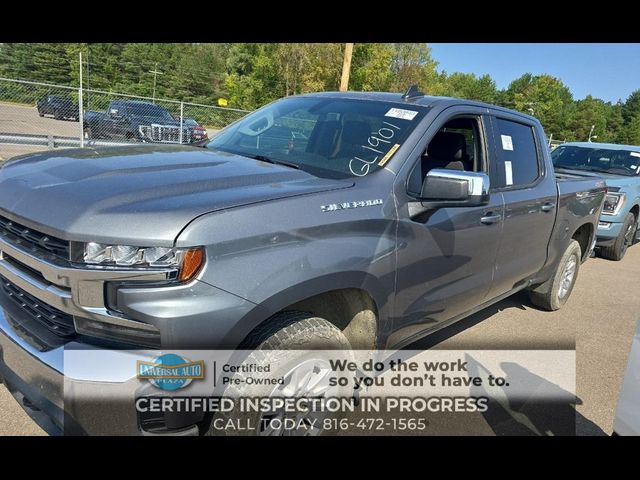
484 113 557 299
390 107 504 345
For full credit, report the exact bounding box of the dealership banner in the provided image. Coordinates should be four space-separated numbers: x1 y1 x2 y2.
61 349 576 435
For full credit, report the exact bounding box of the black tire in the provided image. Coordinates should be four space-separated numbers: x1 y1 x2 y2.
53 109 62 120
600 212 637 261
38 109 44 117
528 239 581 311
207 311 353 436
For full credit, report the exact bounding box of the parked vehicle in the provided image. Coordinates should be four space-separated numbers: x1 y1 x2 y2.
613 320 640 435
0 90 606 435
182 118 208 143
553 142 640 260
36 95 78 121
83 100 196 143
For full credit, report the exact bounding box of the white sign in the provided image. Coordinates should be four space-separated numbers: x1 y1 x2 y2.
505 161 513 186
501 134 514 151
385 108 418 121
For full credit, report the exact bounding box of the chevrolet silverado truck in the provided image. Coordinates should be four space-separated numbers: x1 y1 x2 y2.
0 90 606 435
84 100 194 144
553 142 640 261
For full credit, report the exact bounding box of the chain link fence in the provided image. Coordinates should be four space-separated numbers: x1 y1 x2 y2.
0 77 250 162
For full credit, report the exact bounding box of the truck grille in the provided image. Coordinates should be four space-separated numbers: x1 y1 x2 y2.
150 124 191 143
0 275 76 338
0 215 69 259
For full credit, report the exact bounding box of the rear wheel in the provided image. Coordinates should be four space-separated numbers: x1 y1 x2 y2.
53 109 62 120
600 212 636 261
528 239 582 311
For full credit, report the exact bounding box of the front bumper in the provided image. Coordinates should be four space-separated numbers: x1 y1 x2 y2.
596 219 624 246
0 311 173 435
0 309 65 434
0 301 251 435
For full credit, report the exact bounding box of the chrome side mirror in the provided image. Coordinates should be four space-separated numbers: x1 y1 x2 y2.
420 169 490 207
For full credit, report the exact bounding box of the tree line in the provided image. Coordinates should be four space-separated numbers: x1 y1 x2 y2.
1 42 639 144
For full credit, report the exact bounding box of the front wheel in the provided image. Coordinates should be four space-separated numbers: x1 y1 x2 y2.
207 312 353 436
600 212 637 261
528 239 582 311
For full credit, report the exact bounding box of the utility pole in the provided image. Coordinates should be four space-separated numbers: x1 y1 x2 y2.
79 52 84 148
148 63 164 103
86 47 90 110
339 43 354 92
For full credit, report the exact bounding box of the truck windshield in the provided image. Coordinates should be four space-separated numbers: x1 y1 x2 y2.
552 145 640 176
207 97 428 179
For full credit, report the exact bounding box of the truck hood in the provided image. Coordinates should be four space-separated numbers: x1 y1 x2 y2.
0 145 352 246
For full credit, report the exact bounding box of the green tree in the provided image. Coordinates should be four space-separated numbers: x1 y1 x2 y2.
389 43 439 93
622 89 640 123
0 43 36 79
622 90 640 144
570 95 608 142
350 43 394 92
624 115 640 145
606 101 626 143
436 72 498 103
503 73 574 139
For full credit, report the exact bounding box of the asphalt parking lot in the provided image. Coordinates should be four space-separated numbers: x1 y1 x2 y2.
0 243 637 436
0 103 79 137
0 102 79 162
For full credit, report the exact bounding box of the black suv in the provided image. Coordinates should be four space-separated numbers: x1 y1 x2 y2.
36 95 79 121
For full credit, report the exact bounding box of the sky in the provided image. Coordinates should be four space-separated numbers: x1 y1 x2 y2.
429 43 640 103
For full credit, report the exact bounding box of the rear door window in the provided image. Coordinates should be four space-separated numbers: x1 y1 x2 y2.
491 118 541 189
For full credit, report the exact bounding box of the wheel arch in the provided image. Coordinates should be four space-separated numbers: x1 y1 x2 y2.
572 222 594 262
227 273 386 350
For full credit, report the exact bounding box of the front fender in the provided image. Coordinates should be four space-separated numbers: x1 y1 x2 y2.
176 181 398 334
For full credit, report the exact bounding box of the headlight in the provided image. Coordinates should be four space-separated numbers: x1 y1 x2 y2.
602 193 625 215
82 243 204 282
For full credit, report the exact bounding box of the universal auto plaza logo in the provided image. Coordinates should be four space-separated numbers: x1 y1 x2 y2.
137 353 205 391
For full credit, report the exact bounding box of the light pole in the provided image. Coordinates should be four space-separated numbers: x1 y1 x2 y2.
148 63 164 103
588 125 597 142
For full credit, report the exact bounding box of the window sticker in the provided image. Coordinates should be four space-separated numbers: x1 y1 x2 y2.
378 143 401 166
505 161 514 186
385 108 418 121
501 134 514 151
630 152 640 158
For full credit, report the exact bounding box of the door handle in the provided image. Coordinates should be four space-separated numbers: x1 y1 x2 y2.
480 213 502 225
541 202 556 212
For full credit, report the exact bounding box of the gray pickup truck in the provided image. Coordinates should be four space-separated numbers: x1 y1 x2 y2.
0 90 606 435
